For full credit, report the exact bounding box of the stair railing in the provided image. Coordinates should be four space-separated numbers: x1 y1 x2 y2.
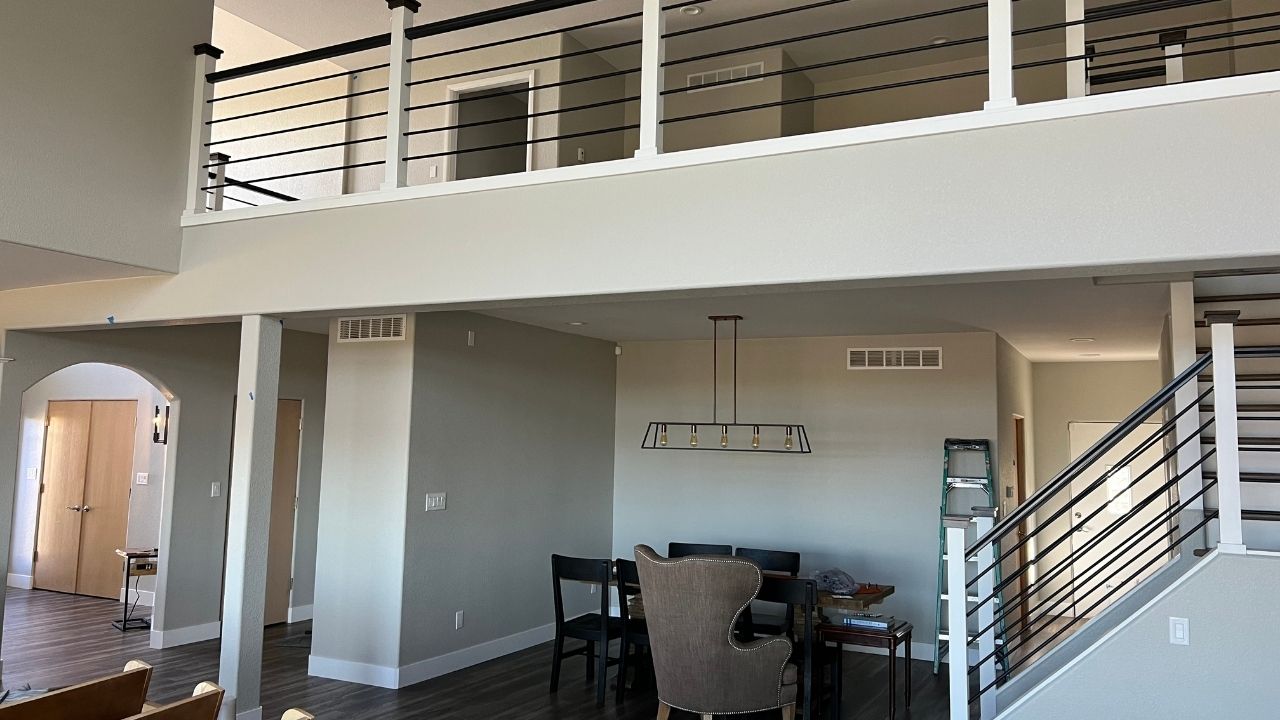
944 312 1245 720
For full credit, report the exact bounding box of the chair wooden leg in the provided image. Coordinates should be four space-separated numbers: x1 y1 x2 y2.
595 638 608 706
585 640 596 683
549 633 564 693
781 703 797 720
656 701 672 720
616 637 629 704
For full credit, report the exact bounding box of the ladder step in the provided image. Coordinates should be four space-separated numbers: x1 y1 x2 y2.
1204 471 1280 484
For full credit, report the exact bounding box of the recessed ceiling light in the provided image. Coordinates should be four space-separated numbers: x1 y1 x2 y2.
930 36 950 45
681 5 704 15
566 321 588 327
1079 353 1102 358
1070 337 1096 343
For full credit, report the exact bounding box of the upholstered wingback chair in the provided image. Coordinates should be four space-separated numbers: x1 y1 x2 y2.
634 544 797 720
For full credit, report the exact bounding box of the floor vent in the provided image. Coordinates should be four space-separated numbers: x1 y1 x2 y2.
687 62 765 92
337 315 407 343
848 347 943 370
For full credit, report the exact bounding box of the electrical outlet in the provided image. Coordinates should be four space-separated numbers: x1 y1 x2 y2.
1169 617 1189 645
136 473 149 486
429 165 439 179
426 492 447 511
455 610 465 630
25 467 37 481
211 482 221 498
576 147 586 162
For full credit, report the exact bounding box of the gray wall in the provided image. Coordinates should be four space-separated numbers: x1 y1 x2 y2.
997 338 1036 516
0 324 326 634
0 0 213 271
1000 551 1280 719
611 331 999 648
400 312 616 665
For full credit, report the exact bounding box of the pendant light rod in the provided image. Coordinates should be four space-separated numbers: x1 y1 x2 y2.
709 315 742 424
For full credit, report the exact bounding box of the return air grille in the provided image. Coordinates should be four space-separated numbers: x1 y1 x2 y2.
687 62 765 93
848 347 943 370
337 315 407 343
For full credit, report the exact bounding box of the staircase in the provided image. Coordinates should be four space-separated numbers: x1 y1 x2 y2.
939 270 1280 719
1194 268 1280 550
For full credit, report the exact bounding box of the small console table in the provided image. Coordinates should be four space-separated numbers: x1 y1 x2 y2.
112 548 159 632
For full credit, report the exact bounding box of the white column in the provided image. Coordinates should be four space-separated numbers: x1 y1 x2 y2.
944 516 971 720
210 153 229 212
1207 311 1245 555
1163 30 1186 85
185 44 221 215
1065 0 1087 98
634 0 666 158
1171 282 1205 511
219 315 282 720
382 0 419 190
985 0 1017 109
973 509 998 720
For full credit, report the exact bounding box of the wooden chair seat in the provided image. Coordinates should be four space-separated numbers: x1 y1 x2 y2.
0 660 152 720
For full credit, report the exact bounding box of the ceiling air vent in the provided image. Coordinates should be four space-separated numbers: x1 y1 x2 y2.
337 315 407 343
848 347 943 370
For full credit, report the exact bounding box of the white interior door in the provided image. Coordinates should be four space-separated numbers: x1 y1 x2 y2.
1067 422 1170 618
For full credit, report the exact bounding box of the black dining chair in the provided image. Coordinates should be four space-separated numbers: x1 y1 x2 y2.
737 547 802 637
550 554 622 706
667 542 733 558
759 575 824 720
613 558 650 704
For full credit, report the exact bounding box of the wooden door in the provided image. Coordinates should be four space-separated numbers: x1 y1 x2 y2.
34 401 93 593
264 399 302 625
76 401 137 599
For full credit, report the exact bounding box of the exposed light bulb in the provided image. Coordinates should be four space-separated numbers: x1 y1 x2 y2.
659 424 668 447
720 426 729 448
752 426 761 449
784 426 794 451
689 425 699 447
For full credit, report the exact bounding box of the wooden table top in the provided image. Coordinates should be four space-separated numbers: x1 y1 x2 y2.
817 584 894 612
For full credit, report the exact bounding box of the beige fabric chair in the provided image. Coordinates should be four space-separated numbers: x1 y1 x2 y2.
0 659 152 720
281 711 314 720
634 544 797 720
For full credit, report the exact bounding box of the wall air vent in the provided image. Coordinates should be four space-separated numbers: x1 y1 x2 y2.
687 62 765 93
337 315 407 343
848 347 943 370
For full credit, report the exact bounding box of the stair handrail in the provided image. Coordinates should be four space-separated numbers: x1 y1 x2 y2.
966 351 1212 557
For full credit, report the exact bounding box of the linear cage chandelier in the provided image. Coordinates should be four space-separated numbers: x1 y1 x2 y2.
641 315 811 454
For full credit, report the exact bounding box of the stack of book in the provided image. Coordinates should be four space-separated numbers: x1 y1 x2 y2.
842 613 893 630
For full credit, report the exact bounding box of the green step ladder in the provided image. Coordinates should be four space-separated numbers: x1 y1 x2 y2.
932 438 1008 675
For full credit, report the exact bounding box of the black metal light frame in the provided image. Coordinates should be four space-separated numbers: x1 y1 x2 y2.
153 405 170 445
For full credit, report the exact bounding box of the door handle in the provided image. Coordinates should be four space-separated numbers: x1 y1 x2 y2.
66 505 81 511
80 506 92 513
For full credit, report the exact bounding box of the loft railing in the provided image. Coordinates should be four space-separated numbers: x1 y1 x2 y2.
184 0 1280 213
943 312 1258 720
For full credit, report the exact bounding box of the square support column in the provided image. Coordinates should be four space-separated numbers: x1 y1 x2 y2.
1207 310 1245 555
1065 0 1086 98
382 0 420 190
219 315 282 720
944 515 971 720
1169 282 1207 556
985 0 1017 110
186 44 221 215
634 0 666 158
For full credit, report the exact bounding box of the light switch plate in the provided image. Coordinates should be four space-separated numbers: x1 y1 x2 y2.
25 467 38 481
455 610 465 630
211 482 221 498
136 473 149 486
426 492 447 511
1169 617 1189 645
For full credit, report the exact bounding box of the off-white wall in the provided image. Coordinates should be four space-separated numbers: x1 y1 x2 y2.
400 312 616 666
0 0 214 271
0 325 327 641
9 364 168 599
210 9 348 204
612 331 999 648
997 338 1036 518
1029 360 1163 604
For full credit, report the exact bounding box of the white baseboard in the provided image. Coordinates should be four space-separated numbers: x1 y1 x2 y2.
150 621 221 649
287 604 313 623
6 574 32 590
397 622 555 688
120 587 156 607
308 621 556 689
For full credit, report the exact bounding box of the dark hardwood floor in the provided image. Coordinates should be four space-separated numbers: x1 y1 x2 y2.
2 589 950 719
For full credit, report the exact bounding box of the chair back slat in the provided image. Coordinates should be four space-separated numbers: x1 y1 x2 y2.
551 554 611 626
667 542 732 558
121 685 223 720
0 661 152 720
735 547 801 576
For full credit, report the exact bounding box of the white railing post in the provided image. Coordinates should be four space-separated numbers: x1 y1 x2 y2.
635 0 666 158
1208 310 1246 554
210 153 229 212
1065 0 1087 98
944 515 972 720
973 508 998 720
382 0 419 190
1162 30 1186 85
185 44 221 215
985 0 1017 109
1171 282 1208 555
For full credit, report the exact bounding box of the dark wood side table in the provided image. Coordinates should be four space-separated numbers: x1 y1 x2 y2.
819 620 912 720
